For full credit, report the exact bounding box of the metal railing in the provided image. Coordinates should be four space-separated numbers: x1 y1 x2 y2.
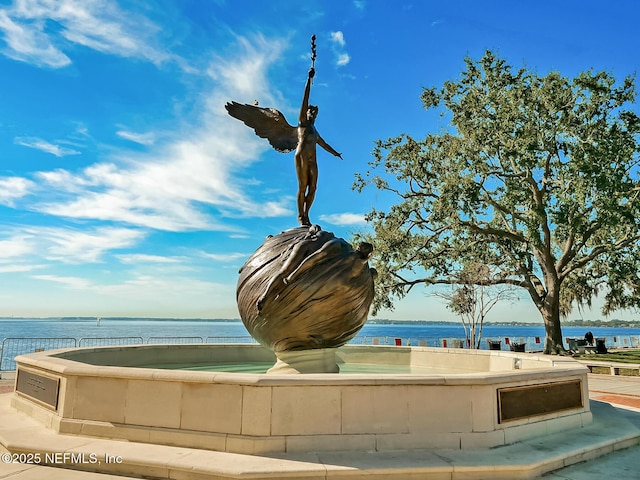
78 337 144 347
205 336 257 344
147 336 204 344
1 337 77 372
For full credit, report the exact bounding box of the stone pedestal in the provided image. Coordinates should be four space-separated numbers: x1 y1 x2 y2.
267 348 339 374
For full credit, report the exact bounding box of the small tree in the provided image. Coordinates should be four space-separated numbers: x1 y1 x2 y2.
433 263 516 349
354 51 640 354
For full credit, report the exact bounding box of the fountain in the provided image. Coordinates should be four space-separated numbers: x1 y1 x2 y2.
7 341 593 452
2 37 638 479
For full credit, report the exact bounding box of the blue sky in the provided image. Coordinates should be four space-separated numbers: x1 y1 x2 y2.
0 0 639 321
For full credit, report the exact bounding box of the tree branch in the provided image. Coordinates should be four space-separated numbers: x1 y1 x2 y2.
459 221 528 244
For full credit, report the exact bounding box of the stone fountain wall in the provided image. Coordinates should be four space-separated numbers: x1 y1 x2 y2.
11 344 591 454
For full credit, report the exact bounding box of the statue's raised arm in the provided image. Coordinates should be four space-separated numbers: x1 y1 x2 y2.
298 67 315 124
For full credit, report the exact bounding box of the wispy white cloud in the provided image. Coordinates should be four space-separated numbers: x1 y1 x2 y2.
0 0 172 68
330 31 346 47
0 9 70 67
0 264 45 273
329 31 350 67
337 53 350 66
29 35 293 232
0 234 46 274
93 274 235 314
201 251 247 262
319 212 367 226
0 234 35 260
353 0 366 10
32 274 93 289
116 130 156 146
0 176 34 206
15 136 81 157
20 226 146 263
0 227 143 269
207 34 287 104
116 254 182 264
45 227 145 263
11 270 235 317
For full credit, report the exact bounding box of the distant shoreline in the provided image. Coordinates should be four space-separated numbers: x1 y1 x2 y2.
368 319 640 328
2 317 640 328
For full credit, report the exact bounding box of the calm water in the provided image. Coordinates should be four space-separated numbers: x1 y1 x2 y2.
2 318 640 371
1 317 639 344
0 318 248 340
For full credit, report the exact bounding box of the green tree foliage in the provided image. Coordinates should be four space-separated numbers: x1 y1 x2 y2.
354 51 640 354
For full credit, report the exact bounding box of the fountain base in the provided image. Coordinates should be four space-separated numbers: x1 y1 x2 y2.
9 344 595 455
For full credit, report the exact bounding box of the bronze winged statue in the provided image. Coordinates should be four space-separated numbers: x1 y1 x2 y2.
225 65 342 226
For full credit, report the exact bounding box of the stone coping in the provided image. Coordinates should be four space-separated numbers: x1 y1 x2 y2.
15 344 588 386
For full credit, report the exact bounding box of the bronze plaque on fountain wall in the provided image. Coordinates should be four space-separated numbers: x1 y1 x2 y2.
16 368 60 410
498 380 583 423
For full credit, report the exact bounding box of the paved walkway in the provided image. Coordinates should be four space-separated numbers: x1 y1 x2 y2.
538 385 640 479
587 374 640 409
537 373 640 480
0 385 13 395
1 372 640 479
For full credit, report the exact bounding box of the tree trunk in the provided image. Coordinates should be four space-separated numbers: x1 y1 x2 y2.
540 292 564 354
525 279 565 354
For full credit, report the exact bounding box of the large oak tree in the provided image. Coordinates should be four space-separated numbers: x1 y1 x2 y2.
354 51 640 353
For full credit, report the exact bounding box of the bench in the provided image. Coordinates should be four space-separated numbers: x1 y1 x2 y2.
568 338 605 354
578 360 640 376
567 338 599 354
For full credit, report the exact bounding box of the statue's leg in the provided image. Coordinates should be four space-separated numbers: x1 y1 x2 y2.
295 153 308 225
297 195 308 225
302 159 318 226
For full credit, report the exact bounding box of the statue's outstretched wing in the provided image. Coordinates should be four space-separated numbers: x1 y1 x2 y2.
225 101 298 153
